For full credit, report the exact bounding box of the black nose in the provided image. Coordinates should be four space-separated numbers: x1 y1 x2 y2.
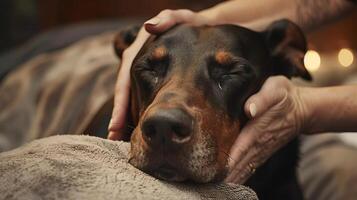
141 108 193 145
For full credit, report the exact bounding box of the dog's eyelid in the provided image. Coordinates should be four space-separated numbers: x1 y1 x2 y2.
208 54 244 68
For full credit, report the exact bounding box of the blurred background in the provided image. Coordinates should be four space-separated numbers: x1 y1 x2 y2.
0 0 356 86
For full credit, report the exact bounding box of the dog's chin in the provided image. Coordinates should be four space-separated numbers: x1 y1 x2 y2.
147 165 221 183
151 165 188 182
129 157 226 183
128 159 188 182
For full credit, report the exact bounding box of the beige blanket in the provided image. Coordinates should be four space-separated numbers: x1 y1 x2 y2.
0 135 257 200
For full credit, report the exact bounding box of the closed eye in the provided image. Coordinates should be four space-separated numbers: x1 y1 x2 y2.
209 62 247 80
210 62 252 90
133 55 170 84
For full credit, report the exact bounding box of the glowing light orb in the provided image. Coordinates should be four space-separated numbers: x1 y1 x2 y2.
338 48 354 67
304 50 321 72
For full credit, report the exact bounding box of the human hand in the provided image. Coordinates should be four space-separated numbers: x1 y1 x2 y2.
108 9 216 140
225 76 309 184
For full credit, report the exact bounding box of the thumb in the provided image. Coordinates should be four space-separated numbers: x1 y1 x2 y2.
107 86 129 140
108 27 150 140
107 59 131 140
144 9 196 34
244 80 282 119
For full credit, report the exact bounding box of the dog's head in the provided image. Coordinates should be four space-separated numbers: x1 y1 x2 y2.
113 20 311 183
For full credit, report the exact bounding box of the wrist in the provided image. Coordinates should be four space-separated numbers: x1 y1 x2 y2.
296 87 316 134
196 7 220 26
297 85 357 134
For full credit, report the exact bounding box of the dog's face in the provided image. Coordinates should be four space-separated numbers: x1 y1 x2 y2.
114 20 310 183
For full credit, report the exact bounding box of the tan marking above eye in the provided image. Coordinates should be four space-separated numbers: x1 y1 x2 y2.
151 46 168 60
215 51 233 65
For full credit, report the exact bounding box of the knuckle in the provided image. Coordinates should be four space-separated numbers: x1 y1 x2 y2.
265 76 291 92
160 9 173 16
178 9 194 16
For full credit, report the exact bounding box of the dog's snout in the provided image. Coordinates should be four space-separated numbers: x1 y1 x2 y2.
142 108 193 145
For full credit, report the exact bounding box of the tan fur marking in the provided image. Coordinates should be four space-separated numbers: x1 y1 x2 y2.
152 46 167 60
215 51 232 65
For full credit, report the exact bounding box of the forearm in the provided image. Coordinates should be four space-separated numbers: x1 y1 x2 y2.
197 0 354 31
301 85 357 134
295 0 355 31
198 0 295 31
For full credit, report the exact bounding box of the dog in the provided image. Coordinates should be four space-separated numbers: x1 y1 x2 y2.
113 19 311 200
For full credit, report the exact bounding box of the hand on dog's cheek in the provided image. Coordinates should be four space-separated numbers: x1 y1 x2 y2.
108 27 150 140
225 76 307 184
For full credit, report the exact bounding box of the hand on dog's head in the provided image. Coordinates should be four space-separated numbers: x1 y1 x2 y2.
114 20 311 80
112 20 311 183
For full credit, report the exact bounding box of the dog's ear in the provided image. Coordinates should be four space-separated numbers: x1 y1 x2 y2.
263 19 312 80
113 25 141 58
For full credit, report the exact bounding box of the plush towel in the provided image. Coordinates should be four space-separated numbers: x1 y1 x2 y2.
0 135 258 200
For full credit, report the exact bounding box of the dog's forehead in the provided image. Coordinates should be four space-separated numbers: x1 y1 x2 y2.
145 25 262 60
136 25 268 76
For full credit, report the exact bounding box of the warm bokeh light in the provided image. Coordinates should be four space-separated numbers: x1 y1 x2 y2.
338 48 354 67
304 50 321 72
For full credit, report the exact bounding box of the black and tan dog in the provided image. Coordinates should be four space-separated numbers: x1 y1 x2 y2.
113 20 311 200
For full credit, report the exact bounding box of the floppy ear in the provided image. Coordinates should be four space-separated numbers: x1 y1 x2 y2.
263 19 312 81
113 25 141 58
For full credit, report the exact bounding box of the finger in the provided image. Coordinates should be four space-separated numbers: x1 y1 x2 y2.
108 131 125 140
225 122 263 183
107 73 129 140
144 9 195 34
244 77 283 119
224 158 255 184
225 124 256 181
108 27 150 140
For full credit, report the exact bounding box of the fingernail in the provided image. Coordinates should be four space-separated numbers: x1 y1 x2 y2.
249 103 257 118
108 119 113 129
144 17 161 26
108 131 115 140
108 131 113 138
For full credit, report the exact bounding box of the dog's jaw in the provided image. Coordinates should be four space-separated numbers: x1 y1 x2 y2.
129 125 226 183
185 132 220 182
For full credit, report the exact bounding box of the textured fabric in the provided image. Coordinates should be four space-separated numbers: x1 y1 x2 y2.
298 134 357 200
0 31 118 152
0 135 258 200
0 20 140 83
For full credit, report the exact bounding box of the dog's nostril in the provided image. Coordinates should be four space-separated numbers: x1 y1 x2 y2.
141 108 193 145
142 123 156 141
171 124 191 143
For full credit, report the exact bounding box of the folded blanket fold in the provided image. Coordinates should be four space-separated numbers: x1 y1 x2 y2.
0 135 258 200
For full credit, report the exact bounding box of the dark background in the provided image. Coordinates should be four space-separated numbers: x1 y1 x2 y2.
0 0 221 54
1 0 356 53
0 0 356 85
